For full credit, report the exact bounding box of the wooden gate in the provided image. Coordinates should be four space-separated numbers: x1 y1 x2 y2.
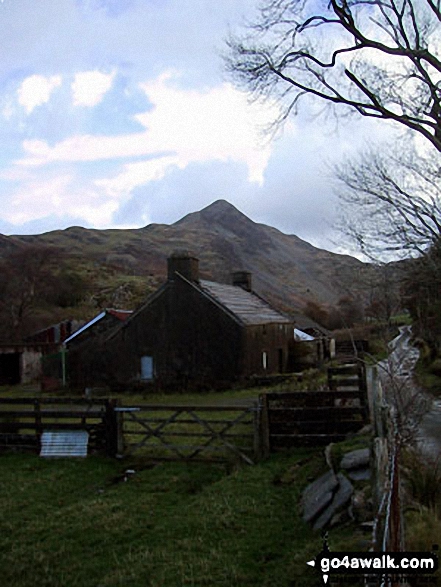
117 403 258 464
262 365 369 450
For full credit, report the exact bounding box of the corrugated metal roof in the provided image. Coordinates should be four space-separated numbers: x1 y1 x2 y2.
64 309 133 344
294 328 315 341
40 430 89 458
199 280 292 325
64 312 106 344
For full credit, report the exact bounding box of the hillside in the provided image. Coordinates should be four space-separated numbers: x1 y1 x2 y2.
0 200 371 335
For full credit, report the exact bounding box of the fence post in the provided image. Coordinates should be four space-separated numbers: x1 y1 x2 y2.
116 405 124 457
34 399 42 438
258 394 270 460
105 399 121 458
253 400 262 461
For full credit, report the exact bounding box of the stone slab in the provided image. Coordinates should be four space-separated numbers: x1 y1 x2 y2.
340 448 370 470
302 470 339 524
347 467 371 481
313 473 354 530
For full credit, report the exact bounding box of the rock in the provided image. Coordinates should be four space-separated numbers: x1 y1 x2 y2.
347 467 371 481
313 473 354 530
340 448 370 470
302 470 339 523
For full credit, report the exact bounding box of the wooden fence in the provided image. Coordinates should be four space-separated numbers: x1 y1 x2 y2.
328 362 367 394
116 404 259 464
261 391 368 449
262 364 368 450
0 366 369 460
0 398 113 455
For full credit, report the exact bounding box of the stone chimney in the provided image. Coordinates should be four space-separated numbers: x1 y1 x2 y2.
232 270 252 292
167 250 199 283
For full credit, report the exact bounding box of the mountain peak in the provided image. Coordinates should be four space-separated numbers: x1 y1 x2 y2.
175 199 252 228
201 199 239 214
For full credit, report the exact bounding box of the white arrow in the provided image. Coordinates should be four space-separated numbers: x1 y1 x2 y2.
323 574 329 584
306 560 316 567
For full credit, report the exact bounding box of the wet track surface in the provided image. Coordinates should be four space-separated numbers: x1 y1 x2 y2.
384 327 441 460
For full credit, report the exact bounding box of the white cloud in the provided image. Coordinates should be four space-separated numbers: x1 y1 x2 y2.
137 72 279 184
95 155 182 198
17 74 62 114
4 171 118 228
6 174 73 224
15 71 285 201
71 70 116 107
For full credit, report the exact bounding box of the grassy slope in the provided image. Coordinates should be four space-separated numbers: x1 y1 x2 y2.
0 449 369 587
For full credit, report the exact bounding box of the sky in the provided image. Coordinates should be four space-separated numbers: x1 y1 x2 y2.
0 0 391 253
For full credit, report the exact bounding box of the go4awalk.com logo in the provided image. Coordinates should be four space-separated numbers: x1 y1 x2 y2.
307 545 439 584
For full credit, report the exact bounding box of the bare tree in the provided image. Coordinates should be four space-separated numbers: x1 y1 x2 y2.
334 137 441 346
335 139 441 259
226 0 441 150
0 245 61 341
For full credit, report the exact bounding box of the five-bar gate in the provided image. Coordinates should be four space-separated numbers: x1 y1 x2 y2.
116 403 259 464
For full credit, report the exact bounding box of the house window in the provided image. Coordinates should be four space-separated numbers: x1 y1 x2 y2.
140 356 154 381
262 351 268 371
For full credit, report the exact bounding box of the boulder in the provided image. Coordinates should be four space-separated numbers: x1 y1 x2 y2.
340 448 370 470
347 468 371 481
302 470 339 523
312 473 354 530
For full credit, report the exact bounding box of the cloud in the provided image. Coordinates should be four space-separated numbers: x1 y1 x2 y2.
137 72 278 184
72 70 116 107
3 171 117 229
113 159 254 227
17 74 62 114
95 154 181 199
15 71 283 190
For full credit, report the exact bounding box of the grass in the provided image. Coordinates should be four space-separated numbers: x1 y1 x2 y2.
401 449 441 584
0 448 370 587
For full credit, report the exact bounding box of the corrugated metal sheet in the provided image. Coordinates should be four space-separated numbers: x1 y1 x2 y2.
294 328 315 341
64 309 133 344
64 312 106 344
40 430 89 458
199 280 292 325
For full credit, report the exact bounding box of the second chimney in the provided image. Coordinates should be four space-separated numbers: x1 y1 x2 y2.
232 271 252 292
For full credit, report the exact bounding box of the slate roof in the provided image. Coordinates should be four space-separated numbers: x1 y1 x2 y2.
199 280 292 325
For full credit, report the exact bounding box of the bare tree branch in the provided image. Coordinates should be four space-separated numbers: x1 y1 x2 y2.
334 139 441 259
226 0 441 151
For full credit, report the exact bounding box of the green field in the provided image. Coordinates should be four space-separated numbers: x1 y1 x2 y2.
0 447 371 587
